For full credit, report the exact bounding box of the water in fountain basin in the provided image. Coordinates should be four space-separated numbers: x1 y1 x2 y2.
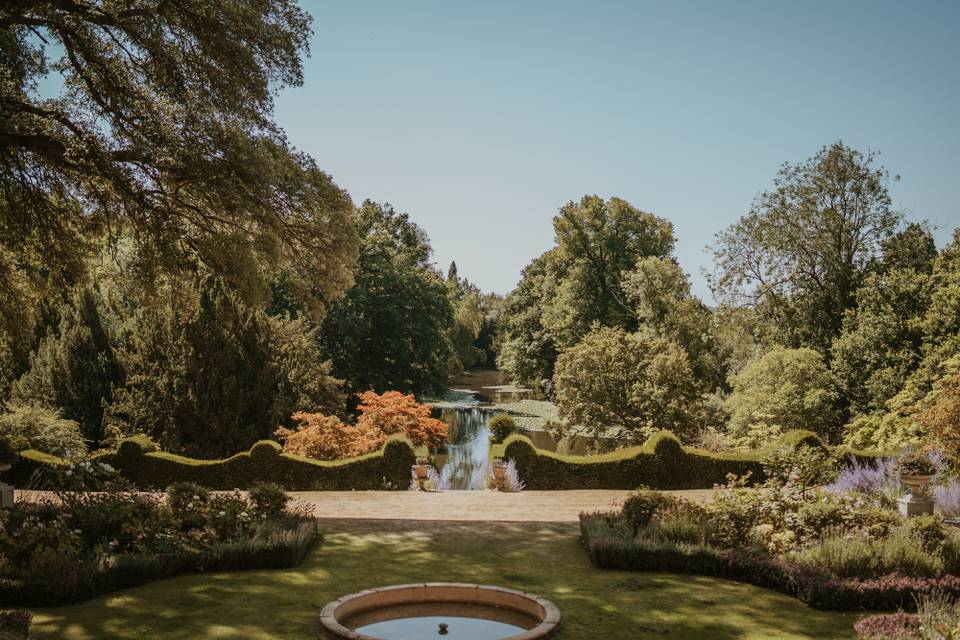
344 602 536 639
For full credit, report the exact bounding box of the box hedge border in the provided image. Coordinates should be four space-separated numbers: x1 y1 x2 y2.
496 429 880 490
6 435 417 491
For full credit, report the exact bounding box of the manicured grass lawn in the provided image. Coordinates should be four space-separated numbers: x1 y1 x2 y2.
31 519 861 639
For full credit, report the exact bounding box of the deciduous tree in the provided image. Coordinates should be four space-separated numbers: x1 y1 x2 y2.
725 347 841 446
553 326 698 442
321 201 453 395
0 0 359 325
711 142 903 351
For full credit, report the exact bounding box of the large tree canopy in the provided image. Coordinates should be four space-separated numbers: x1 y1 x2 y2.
498 196 676 394
320 201 453 396
0 1 358 325
711 142 903 351
547 195 675 345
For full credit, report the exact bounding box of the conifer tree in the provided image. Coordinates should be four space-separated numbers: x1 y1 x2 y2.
11 287 118 445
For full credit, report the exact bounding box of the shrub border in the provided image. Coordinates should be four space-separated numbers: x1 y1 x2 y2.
0 519 320 607
580 512 960 611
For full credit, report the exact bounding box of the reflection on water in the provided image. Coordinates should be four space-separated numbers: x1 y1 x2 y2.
433 406 607 490
435 408 490 490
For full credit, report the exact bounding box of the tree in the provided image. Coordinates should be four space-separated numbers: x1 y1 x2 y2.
445 262 485 373
321 201 453 395
496 251 560 394
623 256 723 389
839 230 960 450
547 195 675 345
474 292 503 368
553 326 698 442
277 391 447 461
499 196 676 395
10 286 118 445
0 404 87 458
711 142 903 351
1 1 358 322
918 359 960 460
105 278 282 457
831 268 930 416
355 390 448 448
725 347 841 446
878 223 938 274
267 315 346 420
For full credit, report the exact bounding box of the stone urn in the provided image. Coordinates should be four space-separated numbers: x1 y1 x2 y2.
899 469 936 517
412 460 432 491
0 462 12 509
491 459 508 491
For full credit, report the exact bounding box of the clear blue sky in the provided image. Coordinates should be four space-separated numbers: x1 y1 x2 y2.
276 0 960 300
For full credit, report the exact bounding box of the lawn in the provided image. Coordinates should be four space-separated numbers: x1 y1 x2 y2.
30 519 861 640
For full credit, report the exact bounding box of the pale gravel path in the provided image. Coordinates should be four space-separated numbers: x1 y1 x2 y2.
15 488 718 522
293 489 635 522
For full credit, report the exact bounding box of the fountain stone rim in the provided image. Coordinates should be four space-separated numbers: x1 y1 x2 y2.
317 582 561 639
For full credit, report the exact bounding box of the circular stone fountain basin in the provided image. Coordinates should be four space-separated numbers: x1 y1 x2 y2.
317 583 561 639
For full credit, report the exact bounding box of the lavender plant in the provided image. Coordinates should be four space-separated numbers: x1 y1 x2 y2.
934 481 960 518
502 458 526 492
824 457 900 507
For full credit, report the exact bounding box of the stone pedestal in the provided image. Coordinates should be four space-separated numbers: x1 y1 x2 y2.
898 494 934 517
0 483 13 509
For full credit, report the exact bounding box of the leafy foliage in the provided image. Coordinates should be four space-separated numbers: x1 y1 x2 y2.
276 391 446 461
10 287 119 445
276 412 384 461
321 201 453 396
0 403 86 459
498 196 678 395
0 486 318 606
489 413 518 444
554 326 699 441
104 278 281 457
711 142 903 351
355 391 448 449
0 1 358 321
725 347 841 446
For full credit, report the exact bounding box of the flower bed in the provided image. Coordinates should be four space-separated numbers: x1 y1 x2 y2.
581 511 960 611
0 483 320 606
580 456 960 612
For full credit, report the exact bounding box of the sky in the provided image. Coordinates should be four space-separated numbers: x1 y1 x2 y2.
275 0 960 300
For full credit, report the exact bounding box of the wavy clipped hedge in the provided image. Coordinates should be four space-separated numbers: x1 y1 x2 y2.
499 430 764 490
498 429 878 490
6 436 417 491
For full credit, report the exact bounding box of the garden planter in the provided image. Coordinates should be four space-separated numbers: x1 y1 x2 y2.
492 460 508 491
412 464 432 491
0 462 12 509
899 473 935 517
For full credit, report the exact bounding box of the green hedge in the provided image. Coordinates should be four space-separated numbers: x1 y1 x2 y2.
498 429 878 490
6 436 416 491
500 430 765 490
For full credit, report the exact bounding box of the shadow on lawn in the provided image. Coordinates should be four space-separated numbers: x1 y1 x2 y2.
31 519 859 640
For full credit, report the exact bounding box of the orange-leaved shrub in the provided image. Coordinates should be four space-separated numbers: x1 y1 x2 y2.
276 391 447 461
356 390 448 448
276 413 385 461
